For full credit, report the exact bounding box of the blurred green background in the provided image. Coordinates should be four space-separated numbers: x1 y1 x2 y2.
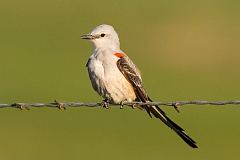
0 0 240 159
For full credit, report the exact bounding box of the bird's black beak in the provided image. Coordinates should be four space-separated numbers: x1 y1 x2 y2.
80 34 94 40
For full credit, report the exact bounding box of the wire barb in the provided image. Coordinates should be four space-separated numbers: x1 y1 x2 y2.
53 100 66 110
0 100 239 109
11 103 30 110
170 102 181 113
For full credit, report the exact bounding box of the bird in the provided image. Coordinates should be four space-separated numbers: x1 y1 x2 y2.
80 24 198 148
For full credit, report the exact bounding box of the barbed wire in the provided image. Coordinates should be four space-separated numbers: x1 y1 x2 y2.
0 100 239 111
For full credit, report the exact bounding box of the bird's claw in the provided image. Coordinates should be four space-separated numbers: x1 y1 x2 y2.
120 101 126 109
120 101 137 109
101 99 110 109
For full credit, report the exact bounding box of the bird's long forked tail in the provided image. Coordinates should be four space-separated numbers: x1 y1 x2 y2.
148 105 198 148
115 55 197 148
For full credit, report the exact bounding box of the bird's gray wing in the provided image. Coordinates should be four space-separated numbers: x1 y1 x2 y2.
116 56 150 104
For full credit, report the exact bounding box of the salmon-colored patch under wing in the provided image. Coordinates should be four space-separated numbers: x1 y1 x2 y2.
114 53 125 58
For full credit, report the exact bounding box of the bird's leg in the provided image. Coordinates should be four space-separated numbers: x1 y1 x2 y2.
120 100 127 109
101 99 110 109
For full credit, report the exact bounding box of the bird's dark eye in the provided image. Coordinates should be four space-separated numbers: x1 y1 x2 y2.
100 33 105 37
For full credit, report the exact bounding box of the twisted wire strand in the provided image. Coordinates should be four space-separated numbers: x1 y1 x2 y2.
0 100 239 110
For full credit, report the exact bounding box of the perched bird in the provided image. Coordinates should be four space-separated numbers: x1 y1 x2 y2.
81 24 198 148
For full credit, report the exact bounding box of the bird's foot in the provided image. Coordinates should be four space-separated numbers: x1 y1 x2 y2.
120 100 127 109
101 99 110 109
120 101 137 109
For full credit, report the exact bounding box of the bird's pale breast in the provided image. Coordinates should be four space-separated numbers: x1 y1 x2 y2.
87 52 136 103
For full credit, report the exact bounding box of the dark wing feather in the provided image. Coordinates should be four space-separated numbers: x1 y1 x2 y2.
116 56 152 116
116 56 198 148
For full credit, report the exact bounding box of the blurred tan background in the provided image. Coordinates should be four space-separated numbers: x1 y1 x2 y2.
0 0 239 159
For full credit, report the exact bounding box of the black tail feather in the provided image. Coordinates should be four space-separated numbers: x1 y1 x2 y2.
148 105 198 148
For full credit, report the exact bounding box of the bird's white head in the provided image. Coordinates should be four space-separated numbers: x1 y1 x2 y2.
81 24 120 50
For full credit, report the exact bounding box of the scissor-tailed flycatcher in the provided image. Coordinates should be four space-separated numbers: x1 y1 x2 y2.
81 24 198 148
